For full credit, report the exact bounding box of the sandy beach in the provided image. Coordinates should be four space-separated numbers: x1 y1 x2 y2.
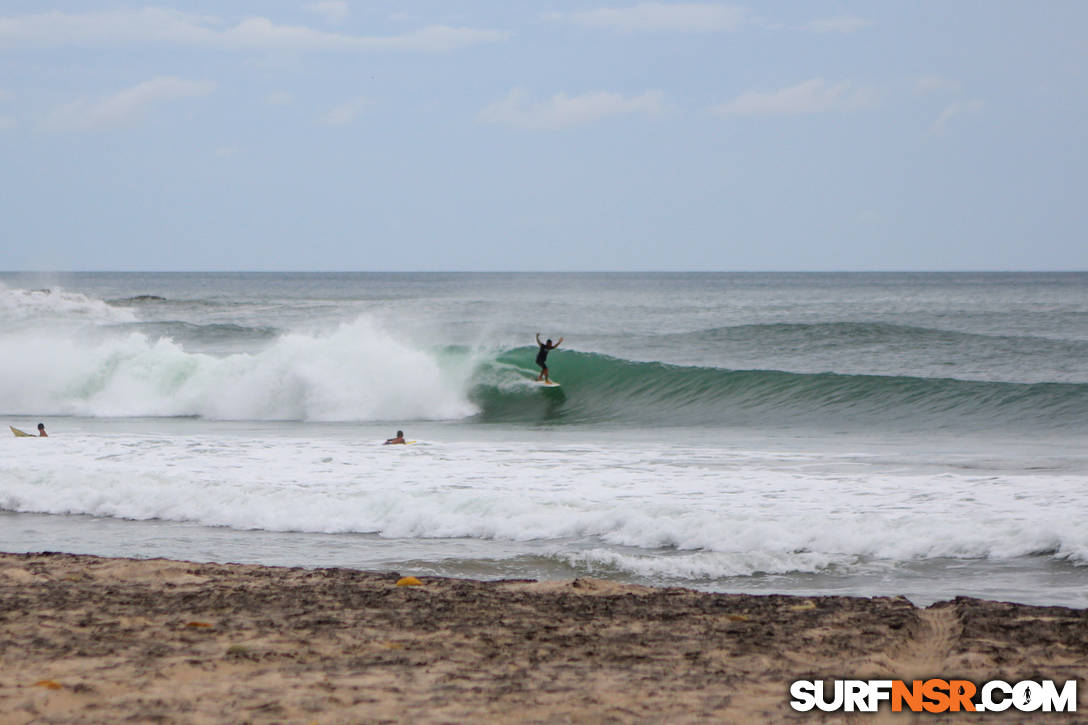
1 552 1086 723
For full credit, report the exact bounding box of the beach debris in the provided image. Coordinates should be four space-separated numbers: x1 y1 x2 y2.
396 576 423 587
727 614 750 622
185 621 214 628
32 680 63 690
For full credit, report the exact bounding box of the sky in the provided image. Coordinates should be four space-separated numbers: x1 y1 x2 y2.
0 1 1086 272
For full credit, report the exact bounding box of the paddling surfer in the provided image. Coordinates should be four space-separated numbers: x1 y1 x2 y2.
535 333 563 384
384 430 406 445
37 423 47 437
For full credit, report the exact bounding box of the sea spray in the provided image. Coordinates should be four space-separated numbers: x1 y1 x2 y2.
0 284 136 325
0 317 477 421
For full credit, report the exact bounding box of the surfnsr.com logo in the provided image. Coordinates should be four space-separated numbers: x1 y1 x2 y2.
790 679 1077 713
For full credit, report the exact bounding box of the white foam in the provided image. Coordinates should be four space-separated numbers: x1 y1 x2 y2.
0 284 135 325
0 315 477 421
559 549 852 579
2 435 1086 578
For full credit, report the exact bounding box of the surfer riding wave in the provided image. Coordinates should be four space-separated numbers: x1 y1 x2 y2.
535 333 563 384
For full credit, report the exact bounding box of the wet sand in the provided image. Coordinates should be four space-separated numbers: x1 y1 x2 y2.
1 552 1086 723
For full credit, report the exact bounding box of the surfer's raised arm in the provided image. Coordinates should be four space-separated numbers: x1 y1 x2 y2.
554 337 563 348
535 332 543 346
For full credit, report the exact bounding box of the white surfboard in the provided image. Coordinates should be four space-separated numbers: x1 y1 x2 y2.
533 380 561 387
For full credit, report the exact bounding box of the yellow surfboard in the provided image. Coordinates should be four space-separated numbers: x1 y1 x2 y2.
10 426 33 437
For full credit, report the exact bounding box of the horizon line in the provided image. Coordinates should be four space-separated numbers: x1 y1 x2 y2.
2 269 1086 275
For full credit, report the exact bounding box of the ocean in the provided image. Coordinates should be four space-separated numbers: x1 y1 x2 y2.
1 271 1086 607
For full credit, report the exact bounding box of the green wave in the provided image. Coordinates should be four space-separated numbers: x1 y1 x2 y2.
463 347 1088 430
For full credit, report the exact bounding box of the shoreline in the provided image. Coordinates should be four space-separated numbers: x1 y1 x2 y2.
2 551 1086 723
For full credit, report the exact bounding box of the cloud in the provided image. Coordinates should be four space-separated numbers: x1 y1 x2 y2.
555 3 748 32
929 99 983 135
320 96 369 125
711 78 878 117
915 75 961 95
41 76 216 132
361 25 509 52
0 8 218 46
479 88 668 130
0 9 508 53
805 16 872 34
304 1 350 25
264 90 295 106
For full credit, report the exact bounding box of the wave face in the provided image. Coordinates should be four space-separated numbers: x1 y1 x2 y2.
467 348 1088 431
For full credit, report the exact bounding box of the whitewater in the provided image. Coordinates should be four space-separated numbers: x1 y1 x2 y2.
1 272 1087 606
